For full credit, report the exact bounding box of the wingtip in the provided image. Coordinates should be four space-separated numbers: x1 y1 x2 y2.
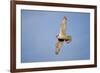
64 16 67 20
55 49 60 55
55 51 59 55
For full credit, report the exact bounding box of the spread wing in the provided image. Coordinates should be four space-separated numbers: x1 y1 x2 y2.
56 40 63 55
59 16 67 35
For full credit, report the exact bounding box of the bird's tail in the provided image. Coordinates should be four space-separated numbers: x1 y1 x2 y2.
66 35 72 43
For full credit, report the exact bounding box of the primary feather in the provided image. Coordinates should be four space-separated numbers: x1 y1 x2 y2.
56 40 63 55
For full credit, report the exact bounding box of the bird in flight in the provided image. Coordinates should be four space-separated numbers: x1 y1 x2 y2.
55 16 72 55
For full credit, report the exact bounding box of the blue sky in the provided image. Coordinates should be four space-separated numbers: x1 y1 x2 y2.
21 10 90 63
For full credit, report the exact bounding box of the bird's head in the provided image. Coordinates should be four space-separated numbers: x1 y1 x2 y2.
56 34 59 38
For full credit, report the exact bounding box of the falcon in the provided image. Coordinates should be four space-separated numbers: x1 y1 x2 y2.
56 16 72 55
